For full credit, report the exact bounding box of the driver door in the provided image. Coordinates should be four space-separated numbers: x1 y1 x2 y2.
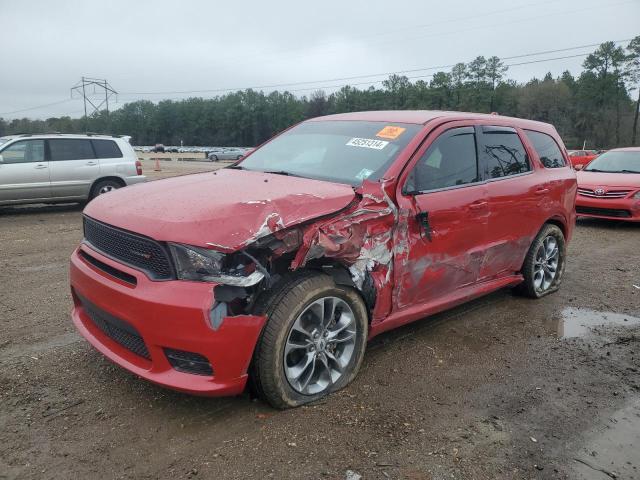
393 125 489 310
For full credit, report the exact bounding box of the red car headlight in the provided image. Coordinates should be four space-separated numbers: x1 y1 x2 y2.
633 191 640 199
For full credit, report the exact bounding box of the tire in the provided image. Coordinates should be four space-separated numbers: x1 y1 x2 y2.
209 155 218 162
236 155 243 160
251 272 368 409
516 223 566 298
90 179 122 200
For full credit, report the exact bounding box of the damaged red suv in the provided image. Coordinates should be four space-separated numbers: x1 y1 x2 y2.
70 111 576 408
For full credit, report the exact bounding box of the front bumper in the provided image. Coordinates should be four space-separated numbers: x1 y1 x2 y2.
575 195 640 222
70 244 266 396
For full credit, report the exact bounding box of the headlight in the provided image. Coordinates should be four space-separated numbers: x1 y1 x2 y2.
169 243 264 286
633 191 640 199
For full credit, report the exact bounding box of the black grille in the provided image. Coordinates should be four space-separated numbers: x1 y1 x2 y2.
79 249 137 285
576 206 631 218
83 216 173 280
78 294 151 360
164 348 213 376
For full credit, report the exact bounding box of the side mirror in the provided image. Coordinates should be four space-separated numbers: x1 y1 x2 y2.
574 164 584 171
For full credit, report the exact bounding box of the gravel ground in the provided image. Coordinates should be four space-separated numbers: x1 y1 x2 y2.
0 167 638 480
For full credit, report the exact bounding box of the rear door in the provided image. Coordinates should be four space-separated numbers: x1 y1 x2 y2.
393 125 490 309
92 139 129 176
476 125 544 279
48 138 100 199
0 139 49 201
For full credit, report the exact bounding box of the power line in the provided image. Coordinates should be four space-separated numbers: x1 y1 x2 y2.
0 98 74 116
119 38 633 98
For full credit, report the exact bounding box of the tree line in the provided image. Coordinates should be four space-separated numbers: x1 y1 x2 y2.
2 38 639 149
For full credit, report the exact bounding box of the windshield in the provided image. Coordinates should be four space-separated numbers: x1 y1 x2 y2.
238 120 422 185
0 137 10 147
584 151 640 173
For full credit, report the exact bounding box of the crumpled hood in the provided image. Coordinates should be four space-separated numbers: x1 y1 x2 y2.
84 169 357 251
577 170 640 189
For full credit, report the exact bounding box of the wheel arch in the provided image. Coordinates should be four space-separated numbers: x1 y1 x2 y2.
89 176 126 196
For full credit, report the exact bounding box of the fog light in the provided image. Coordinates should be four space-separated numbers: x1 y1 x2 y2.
164 348 213 376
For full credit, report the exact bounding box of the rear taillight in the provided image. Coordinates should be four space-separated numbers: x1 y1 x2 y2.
135 160 142 175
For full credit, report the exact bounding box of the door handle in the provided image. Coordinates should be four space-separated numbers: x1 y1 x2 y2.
86 161 98 166
34 164 48 169
535 188 550 196
415 211 433 242
469 201 488 210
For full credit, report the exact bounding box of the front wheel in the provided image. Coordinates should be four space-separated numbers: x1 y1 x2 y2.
251 273 368 409
516 224 566 298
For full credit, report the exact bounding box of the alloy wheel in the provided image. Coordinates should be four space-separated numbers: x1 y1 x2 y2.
533 235 559 291
283 296 357 395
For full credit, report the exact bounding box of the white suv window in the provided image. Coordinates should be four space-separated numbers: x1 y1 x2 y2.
49 139 95 161
0 140 45 164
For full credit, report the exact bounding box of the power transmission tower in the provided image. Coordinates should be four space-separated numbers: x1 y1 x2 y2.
70 77 117 131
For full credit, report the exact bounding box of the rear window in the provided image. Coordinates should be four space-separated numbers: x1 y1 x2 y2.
480 127 530 178
92 139 123 159
524 130 566 168
49 139 95 161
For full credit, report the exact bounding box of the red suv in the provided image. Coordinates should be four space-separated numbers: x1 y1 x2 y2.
70 111 576 408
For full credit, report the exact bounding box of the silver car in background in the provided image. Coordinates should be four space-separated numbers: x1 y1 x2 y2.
0 133 146 206
207 147 246 161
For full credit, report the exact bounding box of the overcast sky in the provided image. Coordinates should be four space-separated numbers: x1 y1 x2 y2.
1 0 638 119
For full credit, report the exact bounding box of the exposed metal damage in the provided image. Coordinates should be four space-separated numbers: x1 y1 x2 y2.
215 179 402 325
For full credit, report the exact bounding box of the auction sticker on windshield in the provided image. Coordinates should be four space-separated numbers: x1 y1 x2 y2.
346 138 389 150
376 125 406 140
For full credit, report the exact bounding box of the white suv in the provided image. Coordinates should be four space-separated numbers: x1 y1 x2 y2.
0 133 146 206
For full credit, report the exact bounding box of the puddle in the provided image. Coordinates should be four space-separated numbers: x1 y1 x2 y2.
555 307 640 338
572 398 640 479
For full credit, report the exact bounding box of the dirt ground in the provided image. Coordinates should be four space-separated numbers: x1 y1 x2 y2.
0 163 638 480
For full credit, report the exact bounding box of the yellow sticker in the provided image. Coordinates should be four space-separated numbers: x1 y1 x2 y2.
376 125 406 140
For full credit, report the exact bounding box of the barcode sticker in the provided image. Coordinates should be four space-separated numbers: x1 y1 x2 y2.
346 138 389 150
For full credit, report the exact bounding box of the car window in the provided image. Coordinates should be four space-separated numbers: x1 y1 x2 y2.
0 140 45 164
524 130 565 168
480 127 530 179
405 126 478 193
49 139 95 161
240 121 422 186
92 139 123 159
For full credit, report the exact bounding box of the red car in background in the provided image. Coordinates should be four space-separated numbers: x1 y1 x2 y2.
69 111 576 408
567 149 599 169
576 147 640 221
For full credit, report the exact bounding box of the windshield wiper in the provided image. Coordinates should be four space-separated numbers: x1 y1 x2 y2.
227 165 244 169
620 169 640 174
262 170 300 177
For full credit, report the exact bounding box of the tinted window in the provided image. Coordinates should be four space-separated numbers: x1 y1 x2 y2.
49 139 95 161
0 140 45 164
92 139 123 159
406 127 478 192
480 128 530 178
524 130 565 168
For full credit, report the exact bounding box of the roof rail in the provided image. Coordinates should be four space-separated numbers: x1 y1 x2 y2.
11 132 122 138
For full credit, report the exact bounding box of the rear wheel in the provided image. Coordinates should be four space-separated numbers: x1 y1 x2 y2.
252 273 368 409
516 224 566 298
209 155 218 162
90 179 122 200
